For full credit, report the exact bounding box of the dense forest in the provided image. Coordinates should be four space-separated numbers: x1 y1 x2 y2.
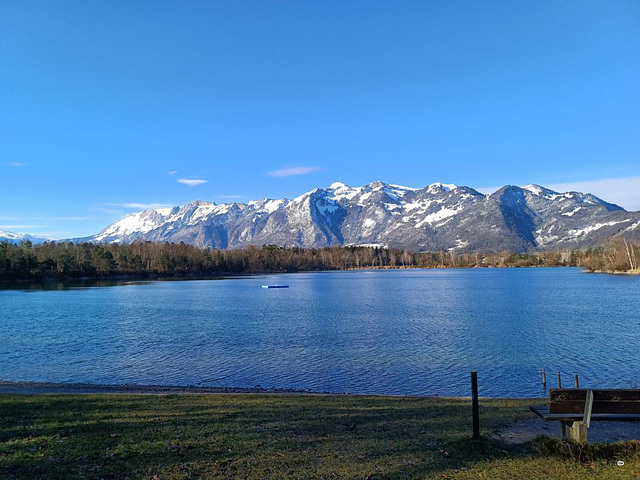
0 238 638 281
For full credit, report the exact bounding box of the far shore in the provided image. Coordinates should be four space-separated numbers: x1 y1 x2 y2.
0 264 579 285
4 264 639 285
586 269 640 275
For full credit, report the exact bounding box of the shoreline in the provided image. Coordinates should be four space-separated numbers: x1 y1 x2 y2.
586 269 640 275
0 380 541 400
0 380 320 396
0 265 578 286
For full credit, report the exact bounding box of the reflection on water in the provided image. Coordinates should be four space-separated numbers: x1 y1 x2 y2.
0 279 152 291
0 268 638 397
0 275 234 291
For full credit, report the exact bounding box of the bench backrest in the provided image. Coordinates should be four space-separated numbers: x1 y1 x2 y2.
549 389 640 414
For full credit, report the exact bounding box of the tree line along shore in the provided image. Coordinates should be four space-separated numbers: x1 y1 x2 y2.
0 238 638 281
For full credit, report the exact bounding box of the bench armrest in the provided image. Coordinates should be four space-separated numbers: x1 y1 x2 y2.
583 390 594 428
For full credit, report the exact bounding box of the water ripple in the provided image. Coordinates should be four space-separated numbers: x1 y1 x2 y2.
0 268 639 396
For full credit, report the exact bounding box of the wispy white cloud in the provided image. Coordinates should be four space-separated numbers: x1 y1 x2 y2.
104 202 172 209
32 217 94 221
0 216 18 221
478 176 640 211
546 177 640 212
93 207 121 215
5 162 25 167
267 166 322 177
168 170 178 175
32 233 57 240
177 178 208 186
0 224 46 230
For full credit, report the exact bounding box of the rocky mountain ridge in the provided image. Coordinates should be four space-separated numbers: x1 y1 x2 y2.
83 181 640 252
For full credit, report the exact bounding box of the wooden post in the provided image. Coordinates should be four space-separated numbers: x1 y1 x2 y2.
471 371 480 440
575 374 579 389
542 368 546 390
561 421 587 443
557 372 562 389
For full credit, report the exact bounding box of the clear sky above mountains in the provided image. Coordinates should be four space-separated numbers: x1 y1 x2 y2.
1 1 639 238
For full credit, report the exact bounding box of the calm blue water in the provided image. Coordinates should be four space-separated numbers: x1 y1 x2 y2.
1 268 638 397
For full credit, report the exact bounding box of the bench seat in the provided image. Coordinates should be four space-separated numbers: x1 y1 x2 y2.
530 405 640 422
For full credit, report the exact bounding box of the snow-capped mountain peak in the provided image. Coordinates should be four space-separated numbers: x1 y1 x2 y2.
427 182 458 193
0 230 49 244
83 182 640 251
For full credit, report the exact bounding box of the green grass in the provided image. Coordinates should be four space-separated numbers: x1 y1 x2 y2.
0 394 638 479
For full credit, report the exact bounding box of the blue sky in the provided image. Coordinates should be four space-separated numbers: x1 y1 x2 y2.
1 1 639 238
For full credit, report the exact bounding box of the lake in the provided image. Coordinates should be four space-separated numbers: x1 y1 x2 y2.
1 268 638 397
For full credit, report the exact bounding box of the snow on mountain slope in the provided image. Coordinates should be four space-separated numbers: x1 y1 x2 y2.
83 182 640 252
0 230 49 244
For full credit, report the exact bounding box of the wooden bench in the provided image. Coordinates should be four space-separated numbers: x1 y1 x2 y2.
530 389 640 443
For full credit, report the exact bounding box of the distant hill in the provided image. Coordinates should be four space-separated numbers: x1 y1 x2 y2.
0 230 49 244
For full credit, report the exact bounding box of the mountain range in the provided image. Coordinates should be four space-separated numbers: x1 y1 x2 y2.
76 181 640 252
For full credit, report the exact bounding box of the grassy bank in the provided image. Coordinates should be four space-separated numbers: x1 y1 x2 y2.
0 394 638 479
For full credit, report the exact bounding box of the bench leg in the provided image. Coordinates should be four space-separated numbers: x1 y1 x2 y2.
561 421 587 443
